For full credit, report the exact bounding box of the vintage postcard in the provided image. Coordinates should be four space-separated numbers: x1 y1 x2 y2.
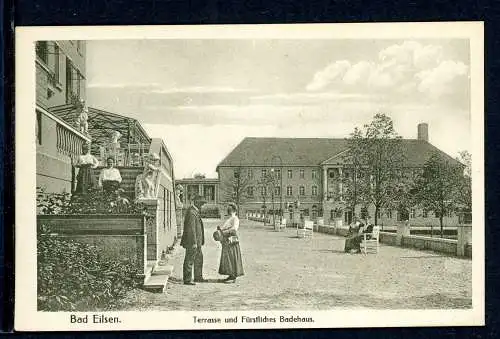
15 22 484 331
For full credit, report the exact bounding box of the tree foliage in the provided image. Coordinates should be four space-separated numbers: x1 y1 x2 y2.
344 113 407 224
219 167 253 216
455 150 472 213
413 154 464 236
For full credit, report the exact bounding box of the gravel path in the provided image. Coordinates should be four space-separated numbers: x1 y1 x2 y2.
117 219 472 310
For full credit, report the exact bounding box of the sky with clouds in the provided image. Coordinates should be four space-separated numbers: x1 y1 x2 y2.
86 39 470 178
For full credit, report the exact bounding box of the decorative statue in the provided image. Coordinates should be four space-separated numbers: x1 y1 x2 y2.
76 105 89 135
175 184 184 209
134 153 161 200
109 130 122 146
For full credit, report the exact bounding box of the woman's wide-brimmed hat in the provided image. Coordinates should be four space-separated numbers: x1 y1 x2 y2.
213 229 223 242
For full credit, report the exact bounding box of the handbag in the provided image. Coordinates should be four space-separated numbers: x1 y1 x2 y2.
213 230 223 242
227 235 239 244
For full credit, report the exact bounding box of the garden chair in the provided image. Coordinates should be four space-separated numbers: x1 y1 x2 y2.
361 225 380 254
297 220 314 238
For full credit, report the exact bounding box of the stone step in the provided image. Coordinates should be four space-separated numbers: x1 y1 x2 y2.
144 260 156 281
143 273 170 293
152 263 173 276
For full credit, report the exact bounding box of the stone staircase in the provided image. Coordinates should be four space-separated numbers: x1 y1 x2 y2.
92 166 176 293
143 260 175 293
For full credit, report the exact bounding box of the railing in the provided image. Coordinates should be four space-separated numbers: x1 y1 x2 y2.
56 122 88 162
98 143 151 167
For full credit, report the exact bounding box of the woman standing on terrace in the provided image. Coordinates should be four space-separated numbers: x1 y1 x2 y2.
98 156 123 194
74 142 99 195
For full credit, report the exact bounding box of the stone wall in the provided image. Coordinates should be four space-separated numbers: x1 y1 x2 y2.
37 214 147 278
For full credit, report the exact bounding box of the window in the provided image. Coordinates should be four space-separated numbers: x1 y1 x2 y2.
386 210 393 219
77 40 83 55
247 168 253 179
234 169 240 178
275 169 281 179
410 208 416 219
299 186 305 196
36 41 48 64
300 169 304 179
36 111 42 145
274 186 281 196
329 170 335 179
312 170 317 179
287 169 292 179
247 186 254 197
54 44 60 83
312 185 318 196
423 209 428 218
330 210 335 219
376 210 381 219
286 186 293 196
261 186 267 196
261 169 267 178
66 57 74 103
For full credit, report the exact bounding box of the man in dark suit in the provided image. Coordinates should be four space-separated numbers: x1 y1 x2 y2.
180 194 207 285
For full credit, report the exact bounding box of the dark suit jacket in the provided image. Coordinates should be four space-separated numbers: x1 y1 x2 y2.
180 206 205 248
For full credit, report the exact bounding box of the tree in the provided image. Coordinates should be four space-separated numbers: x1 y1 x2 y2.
343 127 368 220
257 170 280 224
456 150 472 214
219 167 252 216
193 173 206 179
414 154 463 237
346 113 407 225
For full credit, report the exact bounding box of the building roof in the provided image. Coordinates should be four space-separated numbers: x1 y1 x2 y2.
49 104 151 153
176 178 219 184
217 137 461 168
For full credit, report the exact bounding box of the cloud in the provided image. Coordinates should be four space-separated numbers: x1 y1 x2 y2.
306 60 351 91
305 40 467 102
149 86 255 94
87 82 162 89
416 60 469 99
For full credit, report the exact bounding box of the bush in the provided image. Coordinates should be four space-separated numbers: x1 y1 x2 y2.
200 204 221 218
37 225 141 311
36 187 147 215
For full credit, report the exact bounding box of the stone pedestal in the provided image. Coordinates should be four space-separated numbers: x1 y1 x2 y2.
457 225 472 257
140 198 161 261
396 221 411 246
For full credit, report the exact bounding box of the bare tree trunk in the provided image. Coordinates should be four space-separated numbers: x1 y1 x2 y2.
439 215 444 238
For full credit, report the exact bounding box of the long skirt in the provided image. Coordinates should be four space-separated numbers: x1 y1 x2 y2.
74 165 95 194
344 234 362 252
219 238 244 278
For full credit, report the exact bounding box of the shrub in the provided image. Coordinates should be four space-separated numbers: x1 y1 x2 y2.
36 187 147 215
37 225 141 311
200 204 221 218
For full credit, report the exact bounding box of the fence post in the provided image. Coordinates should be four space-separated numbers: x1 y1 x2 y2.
396 220 410 246
457 224 472 257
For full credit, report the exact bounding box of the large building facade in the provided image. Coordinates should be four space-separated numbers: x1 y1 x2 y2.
36 40 90 193
217 124 462 227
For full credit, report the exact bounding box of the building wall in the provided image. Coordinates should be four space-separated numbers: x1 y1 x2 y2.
218 166 323 216
36 111 74 193
36 40 86 108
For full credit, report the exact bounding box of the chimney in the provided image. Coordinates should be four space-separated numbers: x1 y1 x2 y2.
417 123 428 142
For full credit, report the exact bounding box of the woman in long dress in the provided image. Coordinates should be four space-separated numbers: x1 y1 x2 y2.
74 143 99 195
218 203 244 283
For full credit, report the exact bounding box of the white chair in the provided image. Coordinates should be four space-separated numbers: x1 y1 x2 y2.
297 220 314 238
281 218 287 230
361 226 380 254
